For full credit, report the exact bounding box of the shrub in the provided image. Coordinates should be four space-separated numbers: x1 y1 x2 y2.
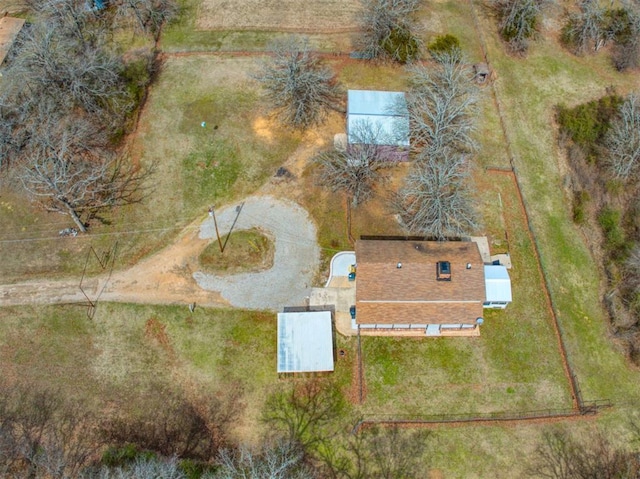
382 26 421 63
604 8 634 45
102 444 156 467
556 94 623 160
598 207 630 259
428 34 461 57
572 190 590 225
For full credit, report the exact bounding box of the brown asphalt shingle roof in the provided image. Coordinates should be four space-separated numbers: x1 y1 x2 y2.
355 239 485 325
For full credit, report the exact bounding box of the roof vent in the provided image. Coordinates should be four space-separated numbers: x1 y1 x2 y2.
397 262 402 269
436 261 451 281
466 263 472 269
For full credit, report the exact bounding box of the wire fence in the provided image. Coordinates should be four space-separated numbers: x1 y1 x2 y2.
467 0 592 413
352 400 613 433
351 0 614 432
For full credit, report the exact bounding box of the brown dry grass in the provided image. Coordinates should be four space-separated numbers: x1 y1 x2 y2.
0 0 27 14
198 228 275 275
196 0 361 32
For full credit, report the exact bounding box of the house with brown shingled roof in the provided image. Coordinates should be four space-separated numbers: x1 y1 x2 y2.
355 239 486 337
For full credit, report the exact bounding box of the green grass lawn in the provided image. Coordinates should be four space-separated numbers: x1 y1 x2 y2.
359 173 572 418
0 302 355 445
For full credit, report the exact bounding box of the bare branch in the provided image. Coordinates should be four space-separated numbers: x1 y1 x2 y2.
356 0 423 62
314 120 393 206
395 148 478 239
19 114 153 232
255 37 341 130
492 0 545 54
605 93 640 181
406 52 479 157
113 0 178 40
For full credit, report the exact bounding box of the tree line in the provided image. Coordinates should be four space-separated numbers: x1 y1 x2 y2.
3 378 640 478
557 91 640 365
0 0 176 232
0 378 431 478
491 0 640 68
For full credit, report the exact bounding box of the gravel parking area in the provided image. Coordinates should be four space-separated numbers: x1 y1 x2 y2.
194 196 320 310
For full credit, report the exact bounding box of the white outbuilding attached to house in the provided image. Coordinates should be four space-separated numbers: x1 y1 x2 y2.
277 311 334 373
483 265 512 309
347 90 410 160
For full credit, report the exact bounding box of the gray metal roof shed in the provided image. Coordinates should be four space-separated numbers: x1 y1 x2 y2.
484 265 512 303
347 90 410 147
277 311 334 373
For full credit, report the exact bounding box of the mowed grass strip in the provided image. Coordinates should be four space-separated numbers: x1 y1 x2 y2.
162 0 356 52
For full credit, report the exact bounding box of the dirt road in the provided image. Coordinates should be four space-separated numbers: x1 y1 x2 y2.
0 196 320 311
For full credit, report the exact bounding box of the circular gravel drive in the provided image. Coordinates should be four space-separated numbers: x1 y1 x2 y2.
193 196 320 310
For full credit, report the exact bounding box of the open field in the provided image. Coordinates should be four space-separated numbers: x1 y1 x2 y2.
0 302 355 445
473 3 640 407
0 56 301 283
196 0 360 32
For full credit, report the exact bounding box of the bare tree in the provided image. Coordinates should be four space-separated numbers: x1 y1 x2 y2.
86 457 186 479
255 37 341 130
605 93 640 181
262 380 346 450
314 120 393 206
492 0 545 54
5 19 132 127
101 383 239 462
562 0 609 53
356 0 422 62
318 426 430 479
395 149 478 239
20 114 152 233
114 0 178 40
611 2 640 71
406 51 478 157
0 384 99 479
211 440 314 479
528 428 640 479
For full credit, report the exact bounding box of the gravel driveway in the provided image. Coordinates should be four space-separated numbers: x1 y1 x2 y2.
193 196 320 310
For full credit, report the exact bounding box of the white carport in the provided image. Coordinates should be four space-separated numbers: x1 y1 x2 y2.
483 265 512 308
277 311 334 373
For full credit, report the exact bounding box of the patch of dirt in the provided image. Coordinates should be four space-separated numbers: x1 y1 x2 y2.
196 0 361 32
145 317 176 360
252 116 275 143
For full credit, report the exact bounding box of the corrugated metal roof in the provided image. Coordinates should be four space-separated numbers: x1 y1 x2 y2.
277 311 334 373
347 90 410 147
484 265 512 302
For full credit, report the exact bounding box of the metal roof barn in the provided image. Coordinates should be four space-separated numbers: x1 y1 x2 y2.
277 311 334 373
484 265 512 303
347 90 410 147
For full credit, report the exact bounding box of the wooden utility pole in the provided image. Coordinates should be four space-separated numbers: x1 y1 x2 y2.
210 206 224 253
